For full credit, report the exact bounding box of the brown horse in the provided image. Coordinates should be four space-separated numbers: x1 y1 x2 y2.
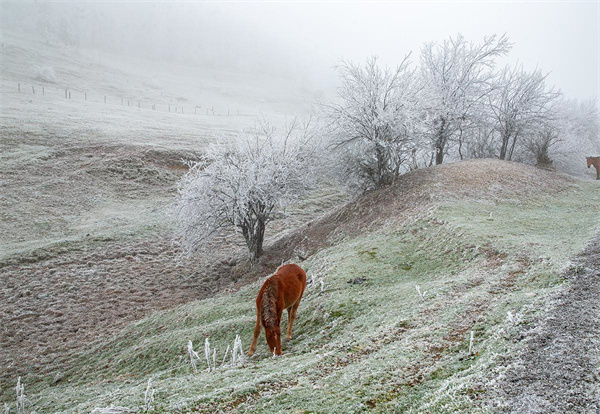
248 263 306 356
587 156 600 180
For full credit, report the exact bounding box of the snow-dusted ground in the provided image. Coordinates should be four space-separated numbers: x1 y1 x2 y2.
0 30 343 395
487 234 600 413
0 30 326 260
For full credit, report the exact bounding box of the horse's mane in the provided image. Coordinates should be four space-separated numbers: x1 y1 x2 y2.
261 279 278 330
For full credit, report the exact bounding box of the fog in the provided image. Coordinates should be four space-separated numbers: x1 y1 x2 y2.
2 1 598 99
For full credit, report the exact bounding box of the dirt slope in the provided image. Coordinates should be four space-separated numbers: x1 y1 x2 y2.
265 159 573 266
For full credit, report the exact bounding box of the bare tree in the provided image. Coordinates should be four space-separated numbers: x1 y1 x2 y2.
324 55 420 190
550 99 599 175
419 34 511 164
489 65 561 161
172 118 317 263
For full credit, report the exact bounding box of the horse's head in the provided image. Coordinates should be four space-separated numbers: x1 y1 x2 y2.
587 157 595 168
265 326 282 355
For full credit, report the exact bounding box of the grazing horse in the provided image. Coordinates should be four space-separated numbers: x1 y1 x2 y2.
248 264 306 356
587 156 600 180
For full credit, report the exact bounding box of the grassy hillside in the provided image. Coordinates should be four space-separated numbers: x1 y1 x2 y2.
0 30 345 403
8 161 599 413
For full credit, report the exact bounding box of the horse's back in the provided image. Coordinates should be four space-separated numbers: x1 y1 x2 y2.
274 264 306 305
277 263 306 282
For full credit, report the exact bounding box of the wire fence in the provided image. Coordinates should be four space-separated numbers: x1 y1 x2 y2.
11 81 250 117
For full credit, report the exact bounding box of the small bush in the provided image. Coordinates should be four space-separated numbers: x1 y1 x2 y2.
34 66 57 83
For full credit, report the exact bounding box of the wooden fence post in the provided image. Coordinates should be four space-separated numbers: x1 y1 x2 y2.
18 83 20 93
42 86 45 95
69 92 71 99
65 89 68 98
84 92 87 101
32 86 35 94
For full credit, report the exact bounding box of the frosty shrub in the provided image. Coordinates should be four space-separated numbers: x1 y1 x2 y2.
173 118 317 262
34 65 57 83
324 56 421 191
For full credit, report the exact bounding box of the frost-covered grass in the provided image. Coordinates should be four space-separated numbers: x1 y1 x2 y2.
437 180 600 261
17 181 600 413
0 29 325 264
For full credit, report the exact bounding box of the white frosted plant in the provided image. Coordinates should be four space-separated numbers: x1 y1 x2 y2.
420 34 513 164
190 335 245 373
324 55 421 190
15 377 24 414
415 285 427 300
144 378 155 412
187 340 201 374
468 331 475 355
204 338 212 372
231 334 244 367
489 64 560 161
221 345 231 367
173 117 318 263
91 407 135 413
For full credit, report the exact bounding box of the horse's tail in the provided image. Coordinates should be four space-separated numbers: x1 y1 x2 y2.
260 279 278 331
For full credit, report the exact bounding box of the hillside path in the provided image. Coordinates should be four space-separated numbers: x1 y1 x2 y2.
491 233 600 413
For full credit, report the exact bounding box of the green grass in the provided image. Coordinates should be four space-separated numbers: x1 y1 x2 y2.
12 181 600 413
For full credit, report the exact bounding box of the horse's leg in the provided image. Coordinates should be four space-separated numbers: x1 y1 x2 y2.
287 282 306 340
286 307 293 340
248 309 261 356
286 302 300 340
275 308 284 355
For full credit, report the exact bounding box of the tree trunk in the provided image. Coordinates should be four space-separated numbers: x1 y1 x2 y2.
435 117 447 165
508 131 519 161
242 217 266 264
252 219 265 262
499 133 509 160
457 125 464 160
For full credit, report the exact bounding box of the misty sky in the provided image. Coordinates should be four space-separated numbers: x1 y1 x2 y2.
216 1 599 100
2 1 598 100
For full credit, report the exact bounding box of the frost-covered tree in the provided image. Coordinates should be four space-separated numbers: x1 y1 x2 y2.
420 34 511 164
489 65 561 161
549 99 599 176
173 119 317 263
324 56 420 190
